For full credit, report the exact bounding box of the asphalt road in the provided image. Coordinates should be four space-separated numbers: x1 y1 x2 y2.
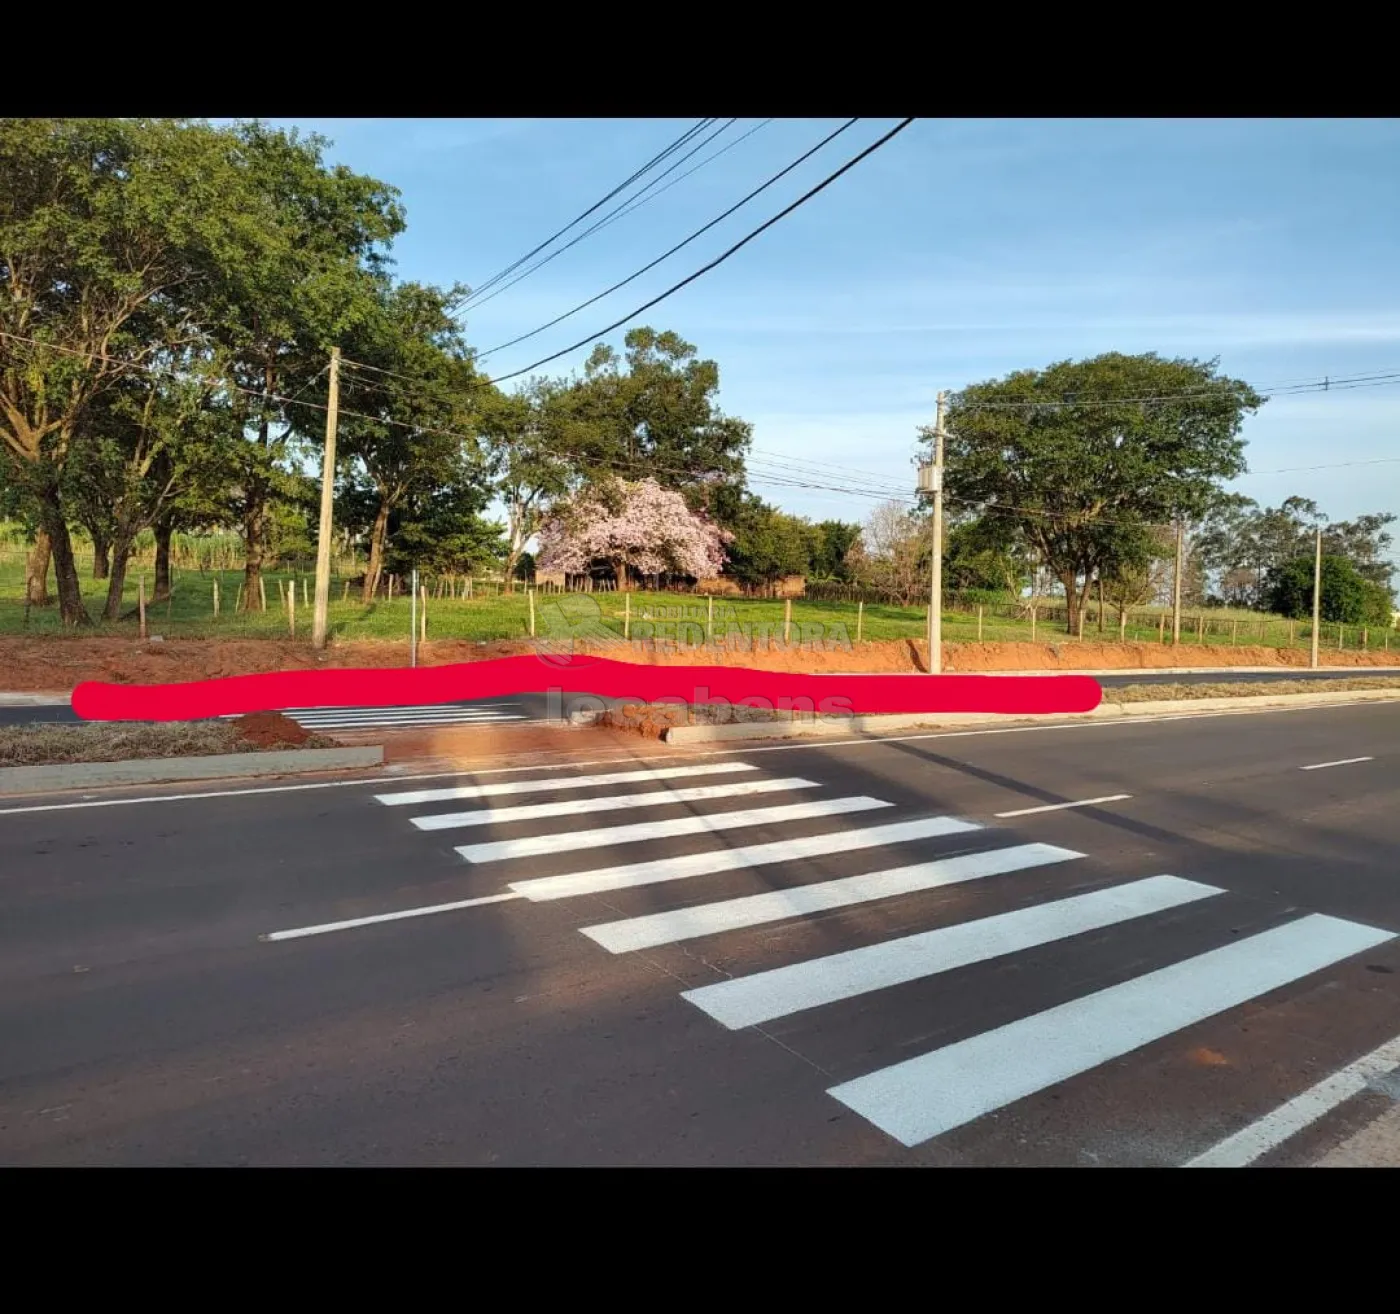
0 668 1394 729
2 697 1398 1166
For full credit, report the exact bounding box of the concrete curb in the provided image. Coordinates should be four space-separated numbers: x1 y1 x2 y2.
0 746 384 795
0 693 71 707
661 687 1400 746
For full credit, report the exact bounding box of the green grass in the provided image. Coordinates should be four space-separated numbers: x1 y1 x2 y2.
2 550 1394 653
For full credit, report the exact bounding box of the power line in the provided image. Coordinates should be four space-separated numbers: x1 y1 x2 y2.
475 119 859 360
486 118 918 385
461 119 737 314
463 119 714 305
592 119 774 233
6 331 1395 516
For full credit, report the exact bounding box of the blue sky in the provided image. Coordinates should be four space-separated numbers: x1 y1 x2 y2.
269 117 1400 552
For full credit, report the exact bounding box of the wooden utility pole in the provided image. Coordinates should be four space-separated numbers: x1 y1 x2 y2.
1172 519 1184 645
1310 524 1322 669
312 347 340 650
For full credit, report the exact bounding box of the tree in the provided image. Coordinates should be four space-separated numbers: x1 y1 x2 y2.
536 477 729 590
337 280 483 601
808 520 861 582
1194 495 1397 607
929 353 1262 633
0 118 252 624
1265 554 1394 627
569 327 751 513
198 121 403 611
723 495 814 592
848 501 930 605
478 378 581 594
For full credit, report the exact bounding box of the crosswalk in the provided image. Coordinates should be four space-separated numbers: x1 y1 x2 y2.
241 702 532 731
369 756 1397 1157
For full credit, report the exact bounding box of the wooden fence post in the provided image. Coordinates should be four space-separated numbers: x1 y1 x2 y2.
288 585 295 638
784 598 792 644
277 578 286 608
1031 605 1037 642
707 594 714 643
421 586 427 643
1119 609 1127 642
259 576 266 611
857 600 864 643
528 588 536 638
624 591 630 640
138 576 147 640
302 579 308 608
1158 612 1165 644
236 582 244 613
1231 619 1238 646
977 605 984 641
342 580 349 602
213 578 220 618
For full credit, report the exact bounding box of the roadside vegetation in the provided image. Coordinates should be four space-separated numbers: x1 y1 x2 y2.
0 715 333 767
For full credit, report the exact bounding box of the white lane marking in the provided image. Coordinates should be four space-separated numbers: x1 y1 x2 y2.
291 715 528 729
681 875 1221 1030
581 842 1080 952
7 697 1393 815
827 913 1396 1148
285 703 524 713
457 796 893 864
513 815 983 903
1184 1033 1400 1168
290 710 522 722
262 891 522 942
377 762 758 807
411 777 819 831
1299 756 1375 771
994 794 1132 818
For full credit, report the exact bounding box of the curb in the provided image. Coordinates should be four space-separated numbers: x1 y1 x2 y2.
0 746 384 795
661 688 1400 746
0 693 71 707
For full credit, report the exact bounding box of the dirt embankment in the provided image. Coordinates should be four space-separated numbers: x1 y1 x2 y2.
1 634 1396 693
0 712 331 766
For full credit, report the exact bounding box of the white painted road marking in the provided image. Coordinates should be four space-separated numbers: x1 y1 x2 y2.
411 776 819 831
1183 1032 1400 1167
1299 756 1374 771
456 796 893 864
680 875 1220 1030
262 891 523 942
579 842 1075 951
376 762 758 807
510 814 983 902
7 698 1393 814
827 913 1396 1148
994 794 1132 818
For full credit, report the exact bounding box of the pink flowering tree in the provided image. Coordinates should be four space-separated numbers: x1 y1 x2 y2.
537 478 729 590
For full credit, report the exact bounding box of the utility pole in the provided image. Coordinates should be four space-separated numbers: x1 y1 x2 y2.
311 347 340 650
918 390 947 673
1172 519 1184 645
1310 523 1322 669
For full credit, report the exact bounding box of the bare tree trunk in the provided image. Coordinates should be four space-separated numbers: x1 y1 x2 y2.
241 499 266 612
91 529 111 580
1057 571 1077 635
362 499 390 603
103 534 135 621
25 530 53 606
614 559 629 592
36 487 90 627
152 516 174 603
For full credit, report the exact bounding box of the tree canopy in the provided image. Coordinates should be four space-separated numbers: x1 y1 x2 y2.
929 352 1263 632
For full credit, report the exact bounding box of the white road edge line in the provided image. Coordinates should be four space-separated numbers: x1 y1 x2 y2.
1183 1033 1400 1168
994 794 1132 818
3 697 1392 814
1299 756 1375 771
261 891 522 941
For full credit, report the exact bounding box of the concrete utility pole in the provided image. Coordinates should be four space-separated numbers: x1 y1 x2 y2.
1172 519 1185 645
918 390 948 673
1310 523 1322 669
312 347 340 650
